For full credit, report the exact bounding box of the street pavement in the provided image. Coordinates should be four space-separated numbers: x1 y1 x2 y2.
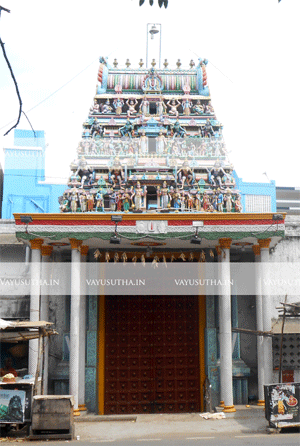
1 405 300 444
73 405 289 442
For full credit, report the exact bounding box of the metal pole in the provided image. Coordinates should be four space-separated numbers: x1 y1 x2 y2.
159 24 162 69
278 294 288 383
146 23 149 68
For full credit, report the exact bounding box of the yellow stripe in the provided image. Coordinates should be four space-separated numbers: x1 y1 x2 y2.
14 212 286 222
98 295 105 415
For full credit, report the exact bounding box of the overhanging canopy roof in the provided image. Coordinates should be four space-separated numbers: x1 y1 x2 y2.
0 320 57 343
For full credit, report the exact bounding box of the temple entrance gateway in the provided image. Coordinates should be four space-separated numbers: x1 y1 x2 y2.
102 295 204 414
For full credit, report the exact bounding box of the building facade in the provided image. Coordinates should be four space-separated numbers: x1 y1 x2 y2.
5 56 296 416
2 129 65 219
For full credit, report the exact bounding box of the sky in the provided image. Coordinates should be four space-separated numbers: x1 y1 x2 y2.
0 0 299 187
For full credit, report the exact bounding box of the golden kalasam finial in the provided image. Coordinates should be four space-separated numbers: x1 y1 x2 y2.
163 59 169 68
113 58 118 68
176 59 182 68
151 59 156 67
125 59 131 68
139 59 144 67
189 59 195 69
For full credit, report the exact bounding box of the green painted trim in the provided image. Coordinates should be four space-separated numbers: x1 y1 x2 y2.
16 230 285 242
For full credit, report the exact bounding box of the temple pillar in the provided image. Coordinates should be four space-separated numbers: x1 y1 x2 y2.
258 238 273 386
78 245 89 411
252 244 265 405
69 238 82 415
218 238 235 412
28 238 43 377
40 245 53 394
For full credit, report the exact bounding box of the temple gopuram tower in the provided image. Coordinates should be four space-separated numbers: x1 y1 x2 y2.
61 56 240 214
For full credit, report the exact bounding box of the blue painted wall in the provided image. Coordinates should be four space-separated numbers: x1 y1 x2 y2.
2 130 65 218
234 171 276 213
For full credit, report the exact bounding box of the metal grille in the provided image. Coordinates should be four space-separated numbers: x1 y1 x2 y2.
245 194 271 213
104 296 200 414
273 334 300 369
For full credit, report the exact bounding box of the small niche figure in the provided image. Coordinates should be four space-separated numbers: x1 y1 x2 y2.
182 98 192 116
157 181 170 209
122 187 134 212
87 192 95 212
126 98 138 117
113 97 124 115
156 131 166 154
167 98 180 117
177 159 193 188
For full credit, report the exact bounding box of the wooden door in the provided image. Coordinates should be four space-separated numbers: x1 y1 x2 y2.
104 296 201 414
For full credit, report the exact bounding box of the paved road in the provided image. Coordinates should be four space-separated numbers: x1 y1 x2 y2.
15 431 300 446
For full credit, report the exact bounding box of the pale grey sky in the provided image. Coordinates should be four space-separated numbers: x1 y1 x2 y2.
0 0 299 186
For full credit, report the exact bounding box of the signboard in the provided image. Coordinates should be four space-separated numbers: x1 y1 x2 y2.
0 389 26 423
265 383 300 427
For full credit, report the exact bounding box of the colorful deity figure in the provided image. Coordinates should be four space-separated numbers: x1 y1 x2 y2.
156 97 166 116
177 159 193 188
171 188 181 210
115 190 123 212
108 190 117 211
182 98 193 116
113 97 124 115
205 101 215 115
157 181 170 209
172 119 186 138
87 192 94 212
59 193 69 212
234 194 243 213
202 193 210 211
109 156 124 187
100 99 113 114
167 98 180 117
156 131 166 154
140 96 150 115
90 99 100 115
195 189 202 211
217 189 224 212
70 188 78 213
202 119 215 138
224 189 233 212
132 181 146 211
95 189 105 212
187 193 194 210
139 130 148 154
211 194 218 211
122 187 134 212
119 118 134 138
90 119 103 139
193 99 204 115
97 175 107 188
79 192 88 212
206 162 226 188
75 158 95 188
126 98 138 117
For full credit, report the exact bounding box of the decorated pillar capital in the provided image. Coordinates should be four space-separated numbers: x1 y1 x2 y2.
41 245 53 257
29 238 44 250
257 238 271 249
218 238 232 250
252 245 261 256
69 238 83 250
80 245 89 256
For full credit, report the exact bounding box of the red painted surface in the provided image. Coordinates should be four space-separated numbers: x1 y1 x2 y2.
104 296 200 414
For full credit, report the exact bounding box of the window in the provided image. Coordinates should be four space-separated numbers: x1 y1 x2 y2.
245 195 271 213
